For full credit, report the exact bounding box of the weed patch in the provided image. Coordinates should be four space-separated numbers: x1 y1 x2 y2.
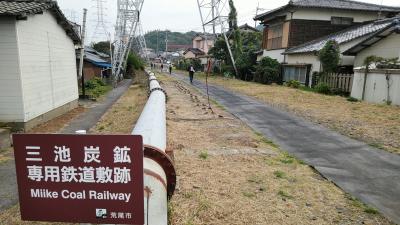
199 151 208 160
242 191 256 198
278 190 293 199
273 170 286 179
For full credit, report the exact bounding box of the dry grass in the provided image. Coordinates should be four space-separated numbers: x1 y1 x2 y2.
91 70 148 134
0 147 12 163
29 106 86 134
192 72 400 154
0 205 76 225
163 73 393 225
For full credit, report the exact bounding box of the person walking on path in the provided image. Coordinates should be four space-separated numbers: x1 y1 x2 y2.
169 64 172 75
161 64 164 72
188 65 195 84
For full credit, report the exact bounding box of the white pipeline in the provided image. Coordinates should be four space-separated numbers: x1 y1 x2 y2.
132 70 175 225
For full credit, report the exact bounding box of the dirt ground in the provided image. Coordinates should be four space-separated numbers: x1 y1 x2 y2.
91 71 148 134
188 72 400 155
159 73 393 225
0 70 394 224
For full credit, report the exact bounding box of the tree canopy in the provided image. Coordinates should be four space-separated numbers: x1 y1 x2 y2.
91 41 111 55
318 40 340 73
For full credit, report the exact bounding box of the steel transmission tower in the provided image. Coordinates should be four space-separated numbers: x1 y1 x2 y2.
91 0 110 42
136 22 149 61
112 0 144 82
196 0 238 75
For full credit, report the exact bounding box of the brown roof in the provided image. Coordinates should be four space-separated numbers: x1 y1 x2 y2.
184 48 205 56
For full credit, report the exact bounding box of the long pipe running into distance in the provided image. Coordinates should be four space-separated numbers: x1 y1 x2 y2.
132 70 176 225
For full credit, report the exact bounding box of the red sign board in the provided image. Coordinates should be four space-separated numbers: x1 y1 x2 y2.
12 134 144 225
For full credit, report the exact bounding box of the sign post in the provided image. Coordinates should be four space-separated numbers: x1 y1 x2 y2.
12 134 144 225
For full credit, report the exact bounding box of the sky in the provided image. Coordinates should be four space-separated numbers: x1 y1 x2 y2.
56 0 400 43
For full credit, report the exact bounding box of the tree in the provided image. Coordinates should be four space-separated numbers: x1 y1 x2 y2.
318 40 340 73
126 53 144 72
208 38 229 62
91 41 111 55
143 30 197 51
236 32 262 80
228 0 238 30
254 57 281 84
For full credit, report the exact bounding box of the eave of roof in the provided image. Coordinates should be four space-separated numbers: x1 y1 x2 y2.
254 0 400 21
0 0 81 44
184 48 205 55
284 18 395 55
343 18 400 55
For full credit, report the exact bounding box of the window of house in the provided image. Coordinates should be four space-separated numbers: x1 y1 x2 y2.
331 17 354 25
283 66 308 84
267 23 283 50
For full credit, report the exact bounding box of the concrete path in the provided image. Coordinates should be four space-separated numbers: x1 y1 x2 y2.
171 72 400 224
0 79 132 213
61 79 132 134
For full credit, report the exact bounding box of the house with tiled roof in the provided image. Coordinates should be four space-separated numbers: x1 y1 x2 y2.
238 23 260 33
192 33 215 55
282 18 399 85
342 20 400 105
183 48 206 59
0 0 81 130
343 19 400 67
254 0 400 64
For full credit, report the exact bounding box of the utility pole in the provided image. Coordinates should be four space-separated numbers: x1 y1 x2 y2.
165 31 168 53
79 8 87 97
156 29 159 55
211 0 216 35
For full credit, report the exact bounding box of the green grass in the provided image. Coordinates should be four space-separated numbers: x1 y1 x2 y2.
280 152 295 164
254 131 280 148
242 191 256 198
199 151 209 160
345 194 379 214
247 175 263 184
210 99 225 110
369 143 385 150
278 190 293 199
273 170 286 179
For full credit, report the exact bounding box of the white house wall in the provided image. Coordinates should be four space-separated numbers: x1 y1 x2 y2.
354 33 400 67
0 17 25 122
351 70 400 105
291 8 380 22
285 54 321 73
262 49 285 63
16 11 78 122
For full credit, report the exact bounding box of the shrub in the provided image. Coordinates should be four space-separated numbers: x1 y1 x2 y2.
314 82 331 94
286 80 301 89
127 53 144 70
254 57 281 84
347 97 359 102
84 77 111 98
